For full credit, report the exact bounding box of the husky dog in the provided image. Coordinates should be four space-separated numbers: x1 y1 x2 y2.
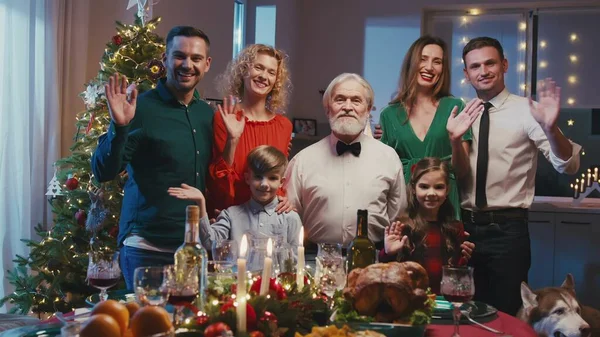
518 274 600 337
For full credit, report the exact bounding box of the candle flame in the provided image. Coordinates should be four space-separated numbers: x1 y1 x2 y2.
240 235 248 257
299 227 304 247
266 238 273 257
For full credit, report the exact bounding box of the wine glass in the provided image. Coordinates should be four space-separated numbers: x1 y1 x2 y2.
87 250 121 302
133 266 169 306
211 240 238 264
440 266 475 337
164 264 200 326
315 243 346 298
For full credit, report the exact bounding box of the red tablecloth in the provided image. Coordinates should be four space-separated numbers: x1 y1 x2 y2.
427 311 537 337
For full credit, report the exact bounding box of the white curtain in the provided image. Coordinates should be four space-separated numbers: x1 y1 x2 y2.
0 0 61 312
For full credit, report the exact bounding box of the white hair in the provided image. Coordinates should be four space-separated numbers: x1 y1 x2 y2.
321 73 374 111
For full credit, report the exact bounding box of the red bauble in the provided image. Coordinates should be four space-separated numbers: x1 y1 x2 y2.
259 311 278 324
249 331 265 337
75 209 86 227
249 277 287 300
112 34 123 45
203 322 231 337
220 300 257 330
108 226 118 238
196 311 210 325
65 177 79 190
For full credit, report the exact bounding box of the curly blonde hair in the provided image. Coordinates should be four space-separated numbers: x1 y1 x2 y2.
217 44 291 113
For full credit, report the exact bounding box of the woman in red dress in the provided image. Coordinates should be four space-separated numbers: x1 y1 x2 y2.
208 44 293 213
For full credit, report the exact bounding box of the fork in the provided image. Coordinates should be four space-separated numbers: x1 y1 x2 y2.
461 308 505 334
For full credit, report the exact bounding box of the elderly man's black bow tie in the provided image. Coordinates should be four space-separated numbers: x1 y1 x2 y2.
336 141 361 156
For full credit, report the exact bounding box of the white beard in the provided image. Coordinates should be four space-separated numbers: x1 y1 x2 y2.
329 113 368 138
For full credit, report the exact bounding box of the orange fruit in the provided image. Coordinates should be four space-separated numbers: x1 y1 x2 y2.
91 299 129 335
80 313 121 337
130 306 173 337
125 301 141 318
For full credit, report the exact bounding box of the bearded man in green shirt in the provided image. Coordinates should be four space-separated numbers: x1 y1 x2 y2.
92 26 214 290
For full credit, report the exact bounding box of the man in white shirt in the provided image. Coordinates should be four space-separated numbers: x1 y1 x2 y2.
461 37 581 315
284 73 407 249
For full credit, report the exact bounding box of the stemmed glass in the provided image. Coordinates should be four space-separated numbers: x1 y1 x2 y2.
211 240 238 264
87 250 121 302
315 243 346 298
440 266 475 337
133 266 169 306
164 264 200 326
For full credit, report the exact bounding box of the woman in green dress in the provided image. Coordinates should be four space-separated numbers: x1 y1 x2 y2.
377 36 483 219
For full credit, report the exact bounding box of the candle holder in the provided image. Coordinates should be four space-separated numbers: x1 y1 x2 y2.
572 181 600 206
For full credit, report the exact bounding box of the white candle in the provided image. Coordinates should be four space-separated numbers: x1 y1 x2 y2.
236 235 248 333
580 179 585 192
296 227 305 291
588 173 592 187
595 168 598 181
259 238 273 296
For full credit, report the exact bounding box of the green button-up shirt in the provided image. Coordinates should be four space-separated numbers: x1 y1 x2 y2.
92 78 214 250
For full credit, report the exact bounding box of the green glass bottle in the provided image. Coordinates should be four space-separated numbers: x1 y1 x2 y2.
347 209 376 273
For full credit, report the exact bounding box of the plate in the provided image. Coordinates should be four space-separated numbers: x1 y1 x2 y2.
334 322 425 337
433 296 498 323
85 289 136 306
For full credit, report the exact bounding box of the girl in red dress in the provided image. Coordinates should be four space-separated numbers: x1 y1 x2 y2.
381 157 475 294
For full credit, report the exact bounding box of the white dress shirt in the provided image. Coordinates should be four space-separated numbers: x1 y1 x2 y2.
461 88 581 211
285 133 406 246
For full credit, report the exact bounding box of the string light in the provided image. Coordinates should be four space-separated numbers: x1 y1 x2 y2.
519 42 527 51
469 8 481 15
570 33 578 42
519 22 527 31
520 83 527 91
569 55 578 63
568 75 577 84
461 16 469 26
539 61 548 68
567 119 575 126
540 41 547 48
461 36 469 45
567 98 576 105
518 63 526 72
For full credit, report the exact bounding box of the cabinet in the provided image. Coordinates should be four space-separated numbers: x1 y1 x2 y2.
553 213 600 306
528 211 555 290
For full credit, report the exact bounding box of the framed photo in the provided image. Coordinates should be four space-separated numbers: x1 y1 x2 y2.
293 118 317 136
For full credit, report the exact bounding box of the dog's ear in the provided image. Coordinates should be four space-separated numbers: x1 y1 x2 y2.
561 274 576 293
521 282 538 313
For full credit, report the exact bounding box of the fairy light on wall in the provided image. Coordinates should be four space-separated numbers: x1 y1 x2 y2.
519 42 527 51
519 22 527 31
539 61 548 68
570 33 578 42
461 36 470 45
518 63 526 72
567 98 576 105
567 119 575 126
540 40 547 48
569 54 578 63
568 75 577 84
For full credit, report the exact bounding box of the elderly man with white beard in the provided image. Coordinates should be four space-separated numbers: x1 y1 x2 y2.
284 73 407 251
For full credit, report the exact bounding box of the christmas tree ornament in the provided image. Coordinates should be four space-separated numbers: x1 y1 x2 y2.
112 34 123 46
203 322 231 337
147 59 165 80
195 311 210 325
46 167 63 197
249 331 265 337
65 175 79 190
75 209 87 227
85 188 110 233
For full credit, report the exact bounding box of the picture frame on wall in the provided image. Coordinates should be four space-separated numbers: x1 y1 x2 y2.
293 118 317 136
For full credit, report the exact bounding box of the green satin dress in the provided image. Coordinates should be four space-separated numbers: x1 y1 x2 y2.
379 97 471 220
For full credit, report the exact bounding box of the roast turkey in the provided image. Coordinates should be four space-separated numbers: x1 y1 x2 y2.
342 261 430 322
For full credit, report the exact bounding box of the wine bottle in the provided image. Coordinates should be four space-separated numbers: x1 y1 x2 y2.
174 205 208 308
347 209 376 272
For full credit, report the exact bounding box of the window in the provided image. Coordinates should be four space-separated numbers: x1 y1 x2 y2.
255 5 276 46
232 0 246 58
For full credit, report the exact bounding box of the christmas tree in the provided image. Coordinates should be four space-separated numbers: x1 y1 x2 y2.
0 15 166 316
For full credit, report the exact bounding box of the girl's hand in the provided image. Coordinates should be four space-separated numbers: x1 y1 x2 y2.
384 221 411 255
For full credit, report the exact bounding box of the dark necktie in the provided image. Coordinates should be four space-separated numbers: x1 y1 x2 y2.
475 102 493 209
336 140 361 157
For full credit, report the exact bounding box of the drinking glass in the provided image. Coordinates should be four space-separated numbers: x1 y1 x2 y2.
87 250 121 302
133 266 169 307
315 243 346 297
211 240 238 264
164 264 200 326
440 266 475 337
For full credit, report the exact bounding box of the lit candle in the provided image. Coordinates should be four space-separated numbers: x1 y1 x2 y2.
296 227 305 291
259 238 273 296
236 235 248 333
580 178 585 192
595 168 598 182
588 173 592 187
